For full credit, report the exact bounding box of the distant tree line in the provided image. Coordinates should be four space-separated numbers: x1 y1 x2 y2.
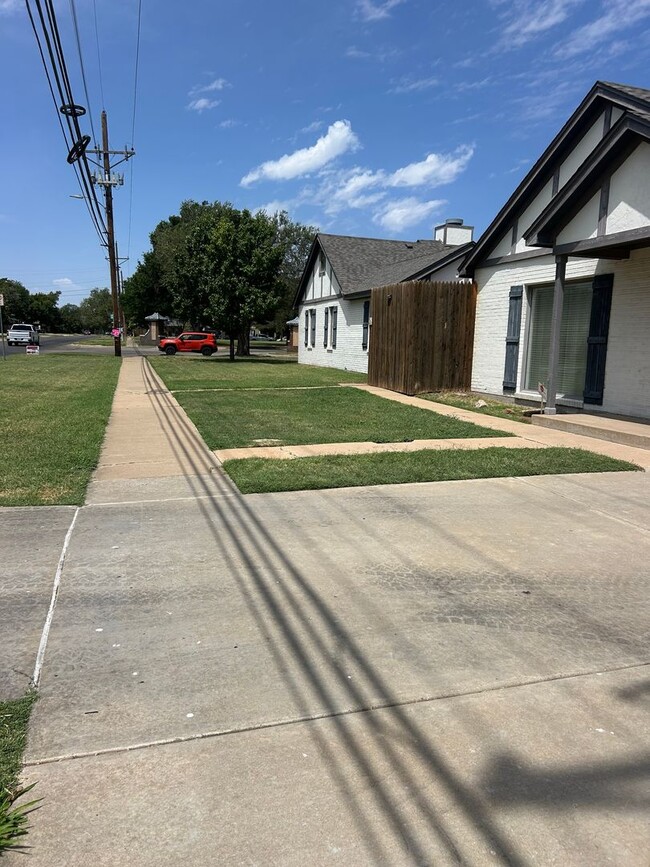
122 200 315 359
0 278 113 334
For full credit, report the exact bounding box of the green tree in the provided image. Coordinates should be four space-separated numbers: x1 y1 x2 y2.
269 212 316 337
79 288 112 333
28 291 61 332
0 278 31 325
122 251 169 327
59 303 83 333
181 206 285 360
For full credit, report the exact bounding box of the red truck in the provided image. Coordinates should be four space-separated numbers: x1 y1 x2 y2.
158 332 218 356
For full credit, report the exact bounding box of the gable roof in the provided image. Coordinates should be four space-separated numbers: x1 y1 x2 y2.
295 233 458 305
525 113 650 248
461 80 650 276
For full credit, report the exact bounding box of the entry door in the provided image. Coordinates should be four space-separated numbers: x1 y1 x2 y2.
583 275 613 405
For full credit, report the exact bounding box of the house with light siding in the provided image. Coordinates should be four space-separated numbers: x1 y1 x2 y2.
461 81 650 420
295 223 473 373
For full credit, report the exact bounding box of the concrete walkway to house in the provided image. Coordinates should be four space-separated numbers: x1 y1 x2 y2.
215 384 650 465
11 357 650 866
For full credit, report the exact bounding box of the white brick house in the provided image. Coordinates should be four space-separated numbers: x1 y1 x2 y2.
296 227 473 374
462 81 650 420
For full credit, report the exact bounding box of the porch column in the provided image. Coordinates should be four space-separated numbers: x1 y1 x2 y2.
544 254 567 414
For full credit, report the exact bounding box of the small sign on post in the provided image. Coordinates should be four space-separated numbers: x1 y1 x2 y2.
538 381 547 412
26 344 40 355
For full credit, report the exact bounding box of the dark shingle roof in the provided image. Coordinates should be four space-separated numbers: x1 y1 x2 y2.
317 234 453 295
601 81 650 122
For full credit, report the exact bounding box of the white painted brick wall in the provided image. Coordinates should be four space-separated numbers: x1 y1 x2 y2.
298 296 369 373
472 249 650 419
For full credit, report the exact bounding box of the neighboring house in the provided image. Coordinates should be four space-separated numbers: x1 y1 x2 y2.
462 81 650 420
295 220 474 373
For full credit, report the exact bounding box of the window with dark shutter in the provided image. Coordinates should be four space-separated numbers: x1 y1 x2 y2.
319 252 326 276
503 286 523 391
304 311 309 346
362 300 370 349
584 274 613 405
331 307 337 348
310 309 316 346
324 308 329 347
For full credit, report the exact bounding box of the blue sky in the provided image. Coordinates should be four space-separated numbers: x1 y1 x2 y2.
1 0 650 305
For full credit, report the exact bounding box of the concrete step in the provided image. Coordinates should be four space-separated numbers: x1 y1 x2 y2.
531 413 650 450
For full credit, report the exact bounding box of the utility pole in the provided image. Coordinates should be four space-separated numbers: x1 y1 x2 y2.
102 111 121 356
88 112 134 358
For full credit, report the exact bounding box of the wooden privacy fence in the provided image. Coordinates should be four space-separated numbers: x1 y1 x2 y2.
368 280 477 395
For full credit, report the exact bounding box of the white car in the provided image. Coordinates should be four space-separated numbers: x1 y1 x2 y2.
7 323 39 346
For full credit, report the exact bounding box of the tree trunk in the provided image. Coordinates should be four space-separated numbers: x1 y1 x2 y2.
229 333 235 362
236 325 251 356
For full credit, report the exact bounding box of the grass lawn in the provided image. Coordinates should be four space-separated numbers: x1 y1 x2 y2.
223 447 639 494
421 391 532 423
176 386 511 450
150 355 367 391
76 335 114 346
0 692 38 852
0 355 120 506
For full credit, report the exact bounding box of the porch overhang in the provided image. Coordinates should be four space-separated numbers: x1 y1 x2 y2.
553 226 650 260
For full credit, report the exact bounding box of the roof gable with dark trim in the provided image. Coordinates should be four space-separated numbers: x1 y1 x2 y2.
461 81 650 276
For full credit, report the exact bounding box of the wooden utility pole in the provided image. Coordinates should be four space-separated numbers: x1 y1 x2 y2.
101 110 121 357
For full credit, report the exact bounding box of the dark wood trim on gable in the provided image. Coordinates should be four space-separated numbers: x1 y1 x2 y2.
524 115 650 248
482 249 551 268
603 104 612 135
552 166 560 196
510 219 518 254
553 226 650 259
598 177 610 236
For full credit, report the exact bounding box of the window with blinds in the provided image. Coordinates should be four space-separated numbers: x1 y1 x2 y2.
525 281 592 397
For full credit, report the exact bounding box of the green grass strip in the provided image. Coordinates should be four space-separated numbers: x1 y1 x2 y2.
175 386 510 450
0 355 120 506
421 391 532 424
0 693 36 797
223 447 640 494
150 355 367 391
0 692 39 853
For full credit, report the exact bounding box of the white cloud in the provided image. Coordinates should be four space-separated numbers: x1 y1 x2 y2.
187 98 220 113
301 120 323 134
241 120 360 186
321 168 387 213
374 197 446 232
389 76 438 94
356 0 405 21
219 118 240 128
388 145 474 187
556 0 650 57
190 77 230 95
493 0 585 49
0 0 20 14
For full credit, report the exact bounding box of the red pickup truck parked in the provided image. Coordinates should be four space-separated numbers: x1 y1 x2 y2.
158 332 217 356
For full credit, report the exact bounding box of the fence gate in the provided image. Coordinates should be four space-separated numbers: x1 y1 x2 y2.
367 280 477 395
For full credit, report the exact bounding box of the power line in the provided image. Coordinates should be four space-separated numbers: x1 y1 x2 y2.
25 0 106 245
92 0 105 108
68 0 98 145
131 0 142 146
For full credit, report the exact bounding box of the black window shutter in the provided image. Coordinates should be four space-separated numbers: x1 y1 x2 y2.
310 309 316 346
324 308 329 347
331 307 337 348
304 311 309 346
503 286 523 391
584 274 613 405
362 300 370 349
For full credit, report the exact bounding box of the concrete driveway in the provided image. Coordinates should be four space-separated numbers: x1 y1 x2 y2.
7 358 649 866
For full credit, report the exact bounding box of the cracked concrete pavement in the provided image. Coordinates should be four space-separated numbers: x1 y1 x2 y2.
5 357 649 865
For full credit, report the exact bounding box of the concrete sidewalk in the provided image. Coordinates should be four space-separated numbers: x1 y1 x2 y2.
13 357 650 866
